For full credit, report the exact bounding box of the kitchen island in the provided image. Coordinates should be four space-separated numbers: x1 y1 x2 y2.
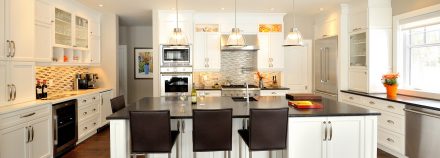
107 96 380 158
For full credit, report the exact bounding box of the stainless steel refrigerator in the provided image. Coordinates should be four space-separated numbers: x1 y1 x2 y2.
314 36 338 100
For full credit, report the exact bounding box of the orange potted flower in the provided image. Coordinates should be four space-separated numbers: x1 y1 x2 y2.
381 73 399 98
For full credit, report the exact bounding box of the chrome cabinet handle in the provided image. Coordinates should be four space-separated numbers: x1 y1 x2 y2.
387 120 395 124
387 106 395 109
320 48 324 83
386 138 394 143
369 101 375 105
93 108 96 112
101 97 103 105
328 121 333 141
177 120 181 132
26 126 30 143
326 48 330 82
7 85 12 101
83 100 87 103
12 84 16 101
11 41 16 57
20 112 36 118
323 121 327 141
6 40 11 57
182 120 185 133
272 92 277 94
31 126 34 142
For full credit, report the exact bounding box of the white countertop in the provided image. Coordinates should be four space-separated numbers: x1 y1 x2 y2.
0 88 112 115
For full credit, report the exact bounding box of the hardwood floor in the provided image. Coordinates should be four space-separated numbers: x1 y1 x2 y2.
63 127 396 158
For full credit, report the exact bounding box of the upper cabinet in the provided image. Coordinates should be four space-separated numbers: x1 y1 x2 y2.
315 18 339 39
258 32 284 70
193 31 221 71
347 0 392 93
2 0 35 61
35 0 53 62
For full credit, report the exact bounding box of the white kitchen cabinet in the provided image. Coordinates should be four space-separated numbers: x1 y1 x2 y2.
315 19 338 40
9 62 36 105
258 33 284 70
34 0 53 62
284 40 313 93
193 32 221 71
0 104 52 158
100 90 113 127
196 90 221 97
0 61 7 105
260 90 288 96
4 0 35 61
89 35 101 63
349 11 367 32
0 0 5 60
288 117 368 158
348 68 368 93
29 115 51 158
0 122 28 158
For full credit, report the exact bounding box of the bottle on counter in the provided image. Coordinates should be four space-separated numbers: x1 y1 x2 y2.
36 80 42 99
42 80 48 99
191 84 197 105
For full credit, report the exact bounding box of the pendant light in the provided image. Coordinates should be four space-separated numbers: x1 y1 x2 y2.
168 0 188 45
284 0 304 46
226 0 246 47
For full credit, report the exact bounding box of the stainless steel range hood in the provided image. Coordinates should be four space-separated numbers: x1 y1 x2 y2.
221 34 259 51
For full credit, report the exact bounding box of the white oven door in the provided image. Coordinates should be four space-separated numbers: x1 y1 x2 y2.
160 73 192 96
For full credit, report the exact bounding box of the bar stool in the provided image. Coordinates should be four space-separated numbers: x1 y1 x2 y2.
129 111 179 158
110 95 126 113
238 108 289 158
192 109 233 158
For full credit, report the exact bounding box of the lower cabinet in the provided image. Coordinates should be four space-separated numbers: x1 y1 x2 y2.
196 90 221 97
0 105 51 158
99 90 114 127
260 90 288 96
288 116 374 158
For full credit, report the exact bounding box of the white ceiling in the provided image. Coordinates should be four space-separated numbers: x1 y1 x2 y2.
77 0 353 26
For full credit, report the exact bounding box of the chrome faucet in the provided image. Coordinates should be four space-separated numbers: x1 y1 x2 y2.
244 82 250 103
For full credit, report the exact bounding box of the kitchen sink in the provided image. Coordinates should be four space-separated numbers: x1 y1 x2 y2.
231 97 258 102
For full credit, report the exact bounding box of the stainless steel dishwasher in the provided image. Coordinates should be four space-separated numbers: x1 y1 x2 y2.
405 106 440 158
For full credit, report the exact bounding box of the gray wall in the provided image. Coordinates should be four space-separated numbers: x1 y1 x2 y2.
119 26 154 103
392 0 440 15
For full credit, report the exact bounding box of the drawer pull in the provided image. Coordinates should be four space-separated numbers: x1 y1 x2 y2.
20 112 36 118
387 106 395 109
93 97 96 100
272 92 277 94
83 112 87 115
369 101 375 105
93 122 97 126
205 93 210 95
84 127 88 130
93 108 96 112
82 100 87 103
349 97 354 100
387 120 395 124
386 138 394 143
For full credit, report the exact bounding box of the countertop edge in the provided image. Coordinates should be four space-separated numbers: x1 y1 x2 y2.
0 88 113 115
340 90 440 111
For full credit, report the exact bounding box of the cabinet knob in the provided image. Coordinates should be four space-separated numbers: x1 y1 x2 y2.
387 106 395 109
387 120 395 124
349 97 354 100
93 108 96 112
386 138 394 143
369 101 375 105
83 112 87 115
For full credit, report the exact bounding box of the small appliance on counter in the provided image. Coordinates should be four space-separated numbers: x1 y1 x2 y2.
73 73 99 90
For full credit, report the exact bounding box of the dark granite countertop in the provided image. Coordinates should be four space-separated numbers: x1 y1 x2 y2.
341 90 440 111
261 87 290 90
107 96 380 120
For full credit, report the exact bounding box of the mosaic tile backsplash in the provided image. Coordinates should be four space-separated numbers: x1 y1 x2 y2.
36 66 89 95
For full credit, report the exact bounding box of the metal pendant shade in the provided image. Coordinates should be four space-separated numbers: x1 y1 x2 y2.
226 0 246 47
284 0 304 47
168 0 189 45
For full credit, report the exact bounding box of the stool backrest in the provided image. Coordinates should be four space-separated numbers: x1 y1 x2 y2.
110 95 126 113
249 108 289 151
193 109 233 152
129 111 172 153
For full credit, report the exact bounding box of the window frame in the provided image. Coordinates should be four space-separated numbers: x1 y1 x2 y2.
393 4 440 100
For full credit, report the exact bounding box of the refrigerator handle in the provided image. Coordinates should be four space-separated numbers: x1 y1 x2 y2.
320 48 324 83
326 47 330 82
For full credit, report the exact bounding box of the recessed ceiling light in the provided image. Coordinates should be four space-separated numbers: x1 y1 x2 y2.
98 4 104 7
319 8 324 11
270 8 275 11
221 8 225 10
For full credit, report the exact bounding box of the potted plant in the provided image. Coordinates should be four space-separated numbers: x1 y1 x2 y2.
256 72 264 88
382 73 399 98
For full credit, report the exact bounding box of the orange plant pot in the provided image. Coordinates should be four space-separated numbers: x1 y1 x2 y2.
384 84 398 98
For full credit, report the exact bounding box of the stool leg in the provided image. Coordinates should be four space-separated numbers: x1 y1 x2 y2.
249 150 252 158
228 151 231 158
193 152 196 158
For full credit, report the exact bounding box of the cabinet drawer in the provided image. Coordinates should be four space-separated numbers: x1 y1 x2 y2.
260 90 287 96
363 98 405 115
378 111 405 134
78 114 99 138
341 93 364 105
378 129 405 154
77 93 100 107
197 90 221 97
78 103 99 122
0 104 50 130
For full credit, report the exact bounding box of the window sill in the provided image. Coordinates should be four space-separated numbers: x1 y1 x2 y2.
398 89 440 100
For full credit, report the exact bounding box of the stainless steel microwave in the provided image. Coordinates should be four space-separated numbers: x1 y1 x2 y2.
160 45 192 67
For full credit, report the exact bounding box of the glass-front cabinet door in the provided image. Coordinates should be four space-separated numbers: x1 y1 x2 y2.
350 32 367 67
54 8 72 47
75 16 88 48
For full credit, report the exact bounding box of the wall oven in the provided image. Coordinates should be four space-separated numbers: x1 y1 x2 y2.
160 45 192 67
53 100 77 158
160 73 193 96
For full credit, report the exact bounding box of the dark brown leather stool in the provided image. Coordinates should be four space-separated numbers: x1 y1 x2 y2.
110 95 126 113
129 111 179 158
192 109 233 158
238 108 289 158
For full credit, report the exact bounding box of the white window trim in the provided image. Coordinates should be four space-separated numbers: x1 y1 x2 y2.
393 4 440 100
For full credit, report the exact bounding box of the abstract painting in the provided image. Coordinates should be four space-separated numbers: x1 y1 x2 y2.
134 48 153 79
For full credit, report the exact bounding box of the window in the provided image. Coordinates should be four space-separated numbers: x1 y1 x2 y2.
401 23 440 93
